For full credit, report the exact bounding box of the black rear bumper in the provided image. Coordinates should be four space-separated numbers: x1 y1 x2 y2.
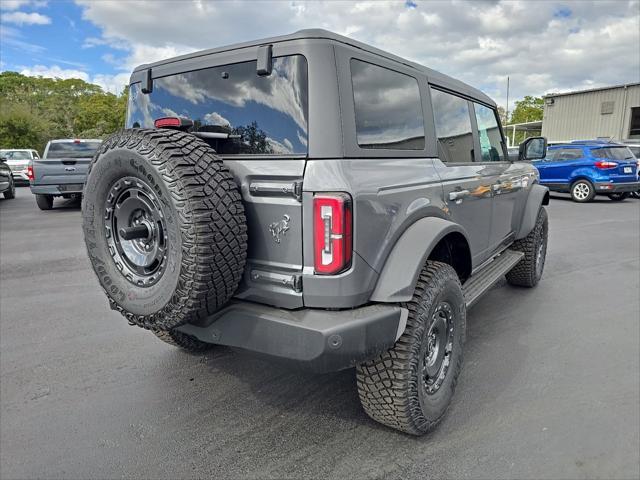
175 301 406 373
595 181 640 193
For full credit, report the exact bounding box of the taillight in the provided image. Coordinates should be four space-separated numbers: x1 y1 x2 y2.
594 160 617 169
313 193 352 275
154 116 193 130
27 163 34 181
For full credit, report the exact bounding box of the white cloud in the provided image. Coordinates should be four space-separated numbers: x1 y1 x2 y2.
2 11 50 25
69 0 639 106
203 112 231 126
17 65 129 94
1 1 46 10
266 137 293 154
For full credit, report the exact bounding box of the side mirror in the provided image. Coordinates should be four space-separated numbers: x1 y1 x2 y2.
519 136 547 161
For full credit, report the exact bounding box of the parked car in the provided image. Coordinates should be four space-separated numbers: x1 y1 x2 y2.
621 140 640 199
531 140 639 202
81 29 550 436
0 149 40 185
29 139 101 210
0 156 16 200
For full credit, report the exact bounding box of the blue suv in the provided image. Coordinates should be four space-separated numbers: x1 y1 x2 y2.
532 140 639 202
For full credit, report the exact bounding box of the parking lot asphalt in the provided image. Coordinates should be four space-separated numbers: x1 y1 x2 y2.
1 186 639 480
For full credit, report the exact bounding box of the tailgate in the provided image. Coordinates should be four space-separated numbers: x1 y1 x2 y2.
225 159 305 309
33 157 91 186
611 160 638 182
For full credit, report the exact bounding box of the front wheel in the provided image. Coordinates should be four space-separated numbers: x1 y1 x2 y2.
570 180 595 203
35 194 53 210
607 192 629 201
356 261 465 435
506 207 548 287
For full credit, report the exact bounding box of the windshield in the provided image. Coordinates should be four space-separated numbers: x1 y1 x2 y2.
126 55 308 155
46 142 101 159
592 147 635 161
1 151 31 160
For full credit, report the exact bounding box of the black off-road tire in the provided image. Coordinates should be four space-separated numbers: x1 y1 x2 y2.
3 178 15 199
607 192 629 201
35 194 53 210
356 261 466 435
506 207 548 287
82 128 248 331
570 179 595 203
153 329 214 353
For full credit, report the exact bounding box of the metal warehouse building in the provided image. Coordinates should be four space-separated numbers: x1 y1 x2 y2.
541 82 640 142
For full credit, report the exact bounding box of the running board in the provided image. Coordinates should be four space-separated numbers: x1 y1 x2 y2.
462 250 524 308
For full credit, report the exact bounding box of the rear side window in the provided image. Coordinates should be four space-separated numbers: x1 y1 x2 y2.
473 103 504 162
547 148 583 160
430 88 474 163
127 55 308 155
592 147 635 160
46 142 101 159
350 59 425 150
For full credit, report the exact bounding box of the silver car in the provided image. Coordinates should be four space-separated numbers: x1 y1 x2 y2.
0 149 40 184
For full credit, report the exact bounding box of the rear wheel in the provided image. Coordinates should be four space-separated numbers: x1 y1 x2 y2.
35 194 53 210
3 178 15 199
570 180 595 203
81 128 248 331
607 192 629 201
356 261 465 435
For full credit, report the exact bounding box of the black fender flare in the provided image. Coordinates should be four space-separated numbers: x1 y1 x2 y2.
516 184 549 239
370 217 470 303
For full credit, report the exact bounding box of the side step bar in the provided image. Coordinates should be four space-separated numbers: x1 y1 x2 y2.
462 249 524 308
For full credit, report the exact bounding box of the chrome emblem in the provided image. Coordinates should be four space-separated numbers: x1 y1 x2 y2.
269 214 290 244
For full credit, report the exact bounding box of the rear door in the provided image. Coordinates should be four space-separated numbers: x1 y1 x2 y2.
535 147 585 186
430 87 495 267
35 140 101 188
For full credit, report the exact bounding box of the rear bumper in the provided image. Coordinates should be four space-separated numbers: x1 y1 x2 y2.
11 171 29 182
175 301 406 373
595 181 640 193
30 184 84 195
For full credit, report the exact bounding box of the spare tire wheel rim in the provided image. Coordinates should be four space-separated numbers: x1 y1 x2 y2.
104 176 168 287
422 302 455 395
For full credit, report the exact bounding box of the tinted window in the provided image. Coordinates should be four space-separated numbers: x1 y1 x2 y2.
127 55 308 155
628 146 640 158
474 103 504 161
547 148 583 161
46 142 101 159
592 147 635 160
629 107 640 137
430 88 474 163
351 59 425 150
2 151 31 160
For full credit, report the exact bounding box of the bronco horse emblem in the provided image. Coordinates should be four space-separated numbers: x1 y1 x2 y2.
269 214 291 244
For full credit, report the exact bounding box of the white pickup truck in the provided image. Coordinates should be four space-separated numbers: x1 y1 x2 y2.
29 139 101 210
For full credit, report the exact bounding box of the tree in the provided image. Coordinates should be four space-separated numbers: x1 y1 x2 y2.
509 96 544 124
0 72 128 153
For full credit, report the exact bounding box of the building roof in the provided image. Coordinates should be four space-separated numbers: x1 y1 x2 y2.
132 28 494 106
544 82 640 99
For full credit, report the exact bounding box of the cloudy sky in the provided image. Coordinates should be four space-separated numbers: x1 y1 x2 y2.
1 0 638 109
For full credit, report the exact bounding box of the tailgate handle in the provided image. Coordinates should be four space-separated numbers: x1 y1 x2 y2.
249 180 302 202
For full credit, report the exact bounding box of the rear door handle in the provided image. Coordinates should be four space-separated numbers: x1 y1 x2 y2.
449 189 470 201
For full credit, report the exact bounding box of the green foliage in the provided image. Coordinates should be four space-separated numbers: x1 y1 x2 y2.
0 72 128 153
509 96 544 124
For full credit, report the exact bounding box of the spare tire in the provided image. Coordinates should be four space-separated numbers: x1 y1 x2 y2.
82 129 247 330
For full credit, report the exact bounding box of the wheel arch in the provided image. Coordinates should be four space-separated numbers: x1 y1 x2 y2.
515 183 549 239
370 217 472 303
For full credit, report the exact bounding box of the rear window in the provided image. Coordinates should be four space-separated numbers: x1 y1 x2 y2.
126 55 308 155
592 147 635 160
350 59 425 150
46 142 101 159
628 146 640 158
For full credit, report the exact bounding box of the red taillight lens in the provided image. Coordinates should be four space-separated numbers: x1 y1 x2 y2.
154 117 182 128
595 160 617 169
314 193 352 275
27 164 34 181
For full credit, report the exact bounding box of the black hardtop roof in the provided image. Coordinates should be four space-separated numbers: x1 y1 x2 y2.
132 28 495 106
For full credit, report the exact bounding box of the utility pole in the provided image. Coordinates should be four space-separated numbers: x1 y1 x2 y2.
505 76 510 125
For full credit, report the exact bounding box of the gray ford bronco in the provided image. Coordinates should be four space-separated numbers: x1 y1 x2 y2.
82 29 549 435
